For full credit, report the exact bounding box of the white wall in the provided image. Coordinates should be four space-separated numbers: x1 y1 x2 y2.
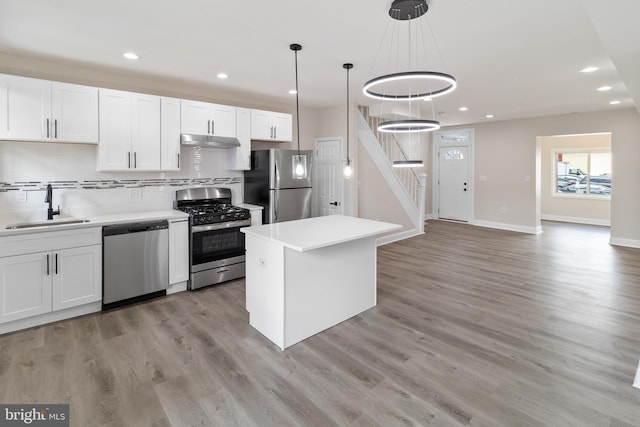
441 108 640 245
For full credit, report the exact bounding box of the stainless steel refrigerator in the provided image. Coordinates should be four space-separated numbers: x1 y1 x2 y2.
244 149 313 224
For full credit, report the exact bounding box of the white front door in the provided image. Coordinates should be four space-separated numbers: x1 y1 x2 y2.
315 138 343 216
438 145 471 221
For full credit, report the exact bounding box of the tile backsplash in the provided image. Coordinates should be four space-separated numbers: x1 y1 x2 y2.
0 140 244 222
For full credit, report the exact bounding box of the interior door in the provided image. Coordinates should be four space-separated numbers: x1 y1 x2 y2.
316 138 343 216
438 146 470 221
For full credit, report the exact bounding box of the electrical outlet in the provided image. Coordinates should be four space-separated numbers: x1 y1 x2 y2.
500 206 507 213
19 191 27 202
130 187 143 198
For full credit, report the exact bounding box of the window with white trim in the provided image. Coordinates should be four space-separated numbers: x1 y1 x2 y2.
554 150 611 198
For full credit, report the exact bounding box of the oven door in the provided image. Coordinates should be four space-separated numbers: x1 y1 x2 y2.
191 219 251 270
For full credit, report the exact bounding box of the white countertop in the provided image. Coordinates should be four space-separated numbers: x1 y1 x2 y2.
0 210 189 237
241 215 401 252
236 203 263 211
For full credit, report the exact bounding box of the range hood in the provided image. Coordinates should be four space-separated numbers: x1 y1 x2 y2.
180 134 240 149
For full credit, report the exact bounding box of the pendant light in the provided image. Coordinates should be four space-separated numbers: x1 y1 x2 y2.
343 63 354 178
290 43 308 179
364 0 455 134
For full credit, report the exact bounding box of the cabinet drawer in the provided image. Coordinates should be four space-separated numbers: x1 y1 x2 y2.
0 227 101 257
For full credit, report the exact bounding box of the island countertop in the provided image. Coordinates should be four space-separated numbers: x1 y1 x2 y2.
241 215 401 252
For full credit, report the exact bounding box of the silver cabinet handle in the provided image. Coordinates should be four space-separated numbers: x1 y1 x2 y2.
207 120 211 134
134 152 137 168
46 119 50 138
274 126 277 139
270 126 273 138
211 120 215 135
46 254 50 276
128 152 131 168
54 119 58 138
177 153 180 168
55 253 58 275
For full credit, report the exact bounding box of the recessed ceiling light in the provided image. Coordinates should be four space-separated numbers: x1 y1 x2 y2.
597 86 612 91
289 89 297 95
486 114 494 119
123 52 139 60
580 66 599 73
216 73 229 79
610 100 621 105
459 107 468 111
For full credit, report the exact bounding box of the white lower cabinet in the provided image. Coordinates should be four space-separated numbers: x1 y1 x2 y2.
168 219 189 288
0 252 52 323
0 227 102 326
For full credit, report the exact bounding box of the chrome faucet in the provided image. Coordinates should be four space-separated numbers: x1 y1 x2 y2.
44 184 60 220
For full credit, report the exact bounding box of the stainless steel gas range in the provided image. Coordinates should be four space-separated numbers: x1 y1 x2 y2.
175 187 251 290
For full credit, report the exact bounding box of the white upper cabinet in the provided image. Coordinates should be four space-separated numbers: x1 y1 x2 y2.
181 100 236 137
228 107 251 170
161 97 181 171
98 88 161 171
0 74 98 143
250 109 292 142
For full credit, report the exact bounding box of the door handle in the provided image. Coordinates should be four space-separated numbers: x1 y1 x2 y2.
329 201 340 206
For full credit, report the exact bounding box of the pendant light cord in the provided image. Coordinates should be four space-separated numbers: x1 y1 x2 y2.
294 47 301 155
346 65 350 162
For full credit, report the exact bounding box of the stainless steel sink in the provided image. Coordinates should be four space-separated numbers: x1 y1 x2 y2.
5 219 90 230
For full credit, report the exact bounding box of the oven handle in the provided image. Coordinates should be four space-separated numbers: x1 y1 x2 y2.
192 219 251 232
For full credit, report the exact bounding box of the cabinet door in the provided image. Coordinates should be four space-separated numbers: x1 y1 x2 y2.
169 220 190 284
98 89 132 170
52 245 101 311
161 97 181 171
51 82 99 144
211 103 236 137
181 99 210 134
131 93 161 170
272 113 293 142
0 74 51 141
250 109 273 140
228 107 251 170
0 252 52 323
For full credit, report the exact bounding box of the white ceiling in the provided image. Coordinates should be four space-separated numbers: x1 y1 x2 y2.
0 0 638 127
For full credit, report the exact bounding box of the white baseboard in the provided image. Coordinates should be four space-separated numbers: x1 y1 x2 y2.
167 281 188 295
377 228 423 246
471 220 541 235
541 214 611 227
609 237 640 249
424 213 434 221
0 302 102 335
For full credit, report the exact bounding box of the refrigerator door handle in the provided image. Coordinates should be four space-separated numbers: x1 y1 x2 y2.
273 191 278 222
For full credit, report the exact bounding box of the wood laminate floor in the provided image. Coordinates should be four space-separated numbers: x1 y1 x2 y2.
1 220 640 426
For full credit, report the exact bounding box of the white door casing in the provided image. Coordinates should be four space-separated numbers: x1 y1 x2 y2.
315 138 343 216
433 129 474 222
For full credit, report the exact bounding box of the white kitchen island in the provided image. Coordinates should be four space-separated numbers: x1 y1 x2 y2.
242 215 401 350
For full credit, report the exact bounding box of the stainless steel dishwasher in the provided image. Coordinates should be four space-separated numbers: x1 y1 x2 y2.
102 220 169 308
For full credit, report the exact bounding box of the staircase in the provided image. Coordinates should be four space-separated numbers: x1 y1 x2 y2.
358 106 427 242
